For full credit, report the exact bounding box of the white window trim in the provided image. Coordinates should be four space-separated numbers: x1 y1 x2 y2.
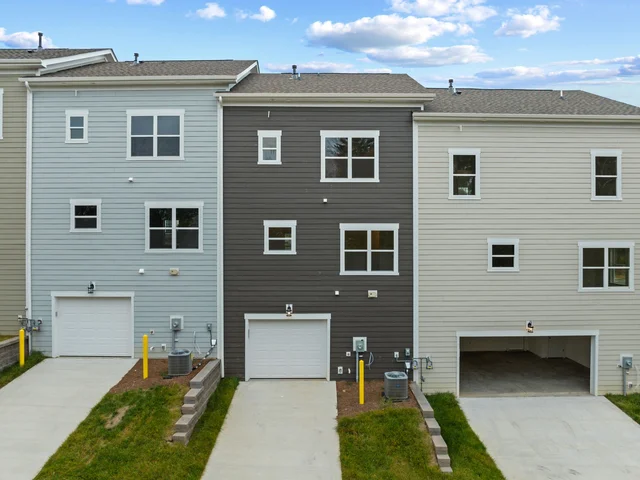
263 220 297 255
257 130 282 165
69 199 102 232
320 130 380 183
340 223 399 276
127 109 185 160
0 88 4 140
449 148 481 200
578 241 634 292
591 149 622 201
144 201 204 253
65 110 88 144
487 238 520 272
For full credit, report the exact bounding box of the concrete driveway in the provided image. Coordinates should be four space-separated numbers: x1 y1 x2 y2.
461 396 640 480
0 357 135 480
202 380 341 480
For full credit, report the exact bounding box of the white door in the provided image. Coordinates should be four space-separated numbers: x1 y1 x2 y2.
56 297 133 357
247 319 328 379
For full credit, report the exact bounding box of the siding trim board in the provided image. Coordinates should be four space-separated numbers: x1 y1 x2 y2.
217 95 224 376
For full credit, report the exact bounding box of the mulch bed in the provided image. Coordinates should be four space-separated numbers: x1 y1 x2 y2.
337 379 419 418
110 358 212 394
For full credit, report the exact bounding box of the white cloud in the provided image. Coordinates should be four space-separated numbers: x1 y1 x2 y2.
364 68 394 73
307 14 470 51
0 28 54 48
126 0 164 5
195 2 226 19
291 17 299 24
238 5 276 22
552 55 639 66
390 0 497 22
364 44 491 66
495 5 562 38
265 61 356 73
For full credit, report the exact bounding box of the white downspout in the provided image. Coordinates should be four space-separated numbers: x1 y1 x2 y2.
25 81 33 354
216 94 224 377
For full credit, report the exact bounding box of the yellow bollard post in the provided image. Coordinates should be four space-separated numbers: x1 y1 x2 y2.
359 359 365 405
19 329 25 367
142 335 149 380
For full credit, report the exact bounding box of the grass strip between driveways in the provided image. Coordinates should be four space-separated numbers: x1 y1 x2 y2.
338 393 504 480
606 393 640 424
0 351 46 390
35 377 239 480
0 335 16 342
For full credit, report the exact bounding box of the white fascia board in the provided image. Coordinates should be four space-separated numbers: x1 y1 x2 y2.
19 75 239 87
218 92 436 106
413 112 640 124
40 49 117 69
234 62 258 83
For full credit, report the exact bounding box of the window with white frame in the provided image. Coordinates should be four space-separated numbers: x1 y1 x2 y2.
145 202 203 252
487 238 519 272
258 130 282 165
449 148 480 199
263 220 296 254
340 223 399 275
579 241 634 292
70 199 101 232
65 110 88 143
591 150 622 200
0 88 4 140
127 110 184 159
321 130 379 182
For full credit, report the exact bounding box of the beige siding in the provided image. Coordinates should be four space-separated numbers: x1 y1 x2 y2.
417 121 640 395
0 75 26 334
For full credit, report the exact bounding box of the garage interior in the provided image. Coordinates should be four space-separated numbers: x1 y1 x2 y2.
460 336 591 397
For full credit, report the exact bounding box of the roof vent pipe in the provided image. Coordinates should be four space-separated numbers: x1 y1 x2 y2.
292 64 297 75
37 32 43 50
448 78 454 94
133 53 139 65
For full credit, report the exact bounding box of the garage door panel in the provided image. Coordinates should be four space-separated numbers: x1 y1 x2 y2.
248 319 328 379
56 297 132 357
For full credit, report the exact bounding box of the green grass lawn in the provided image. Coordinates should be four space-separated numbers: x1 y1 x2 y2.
35 377 239 480
0 351 46 389
606 393 640 424
338 394 504 480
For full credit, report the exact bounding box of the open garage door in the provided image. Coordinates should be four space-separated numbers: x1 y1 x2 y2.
458 334 595 397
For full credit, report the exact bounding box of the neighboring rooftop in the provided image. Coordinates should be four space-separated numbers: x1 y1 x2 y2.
423 87 640 116
229 73 428 94
0 48 110 60
45 59 257 77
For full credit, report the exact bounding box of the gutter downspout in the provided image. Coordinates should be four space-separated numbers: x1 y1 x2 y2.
25 81 33 354
216 94 224 377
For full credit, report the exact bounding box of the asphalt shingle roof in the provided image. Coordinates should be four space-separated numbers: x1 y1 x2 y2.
45 60 257 77
229 73 428 94
423 88 640 116
0 48 109 60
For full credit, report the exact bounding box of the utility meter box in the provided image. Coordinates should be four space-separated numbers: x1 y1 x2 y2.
353 337 367 352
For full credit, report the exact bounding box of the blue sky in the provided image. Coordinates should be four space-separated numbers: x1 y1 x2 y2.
1 0 639 105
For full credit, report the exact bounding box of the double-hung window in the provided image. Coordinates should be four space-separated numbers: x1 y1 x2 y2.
258 130 282 165
321 130 379 182
127 110 184 160
70 199 101 232
340 224 399 275
263 220 296 254
145 202 203 252
449 148 480 199
487 238 519 272
591 150 622 200
579 241 634 292
65 110 88 143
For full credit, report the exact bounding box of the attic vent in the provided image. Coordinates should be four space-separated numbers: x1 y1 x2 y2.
448 78 462 95
38 32 43 50
132 52 140 65
290 64 301 80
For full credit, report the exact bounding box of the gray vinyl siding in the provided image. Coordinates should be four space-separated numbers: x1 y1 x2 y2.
30 89 218 357
0 75 26 334
223 107 414 380
417 121 640 395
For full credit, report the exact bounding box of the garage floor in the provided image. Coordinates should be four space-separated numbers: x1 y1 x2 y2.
460 351 590 397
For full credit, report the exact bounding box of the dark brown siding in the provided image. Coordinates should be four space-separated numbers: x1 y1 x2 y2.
223 107 413 380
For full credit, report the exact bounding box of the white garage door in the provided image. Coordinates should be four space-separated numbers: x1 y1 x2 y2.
247 319 328 379
56 297 132 357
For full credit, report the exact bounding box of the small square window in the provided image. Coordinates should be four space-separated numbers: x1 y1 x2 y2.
579 241 634 292
449 149 480 199
145 202 203 252
263 220 296 254
65 110 88 144
591 150 622 200
487 238 519 272
70 199 101 232
258 131 282 165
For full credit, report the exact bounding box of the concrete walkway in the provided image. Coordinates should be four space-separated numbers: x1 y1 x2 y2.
0 357 135 480
461 396 640 480
202 380 341 480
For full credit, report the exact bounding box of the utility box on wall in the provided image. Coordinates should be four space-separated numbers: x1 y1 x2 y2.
353 337 367 352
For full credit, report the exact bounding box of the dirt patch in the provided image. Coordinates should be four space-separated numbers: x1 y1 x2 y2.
110 358 212 394
105 406 130 429
337 379 419 418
